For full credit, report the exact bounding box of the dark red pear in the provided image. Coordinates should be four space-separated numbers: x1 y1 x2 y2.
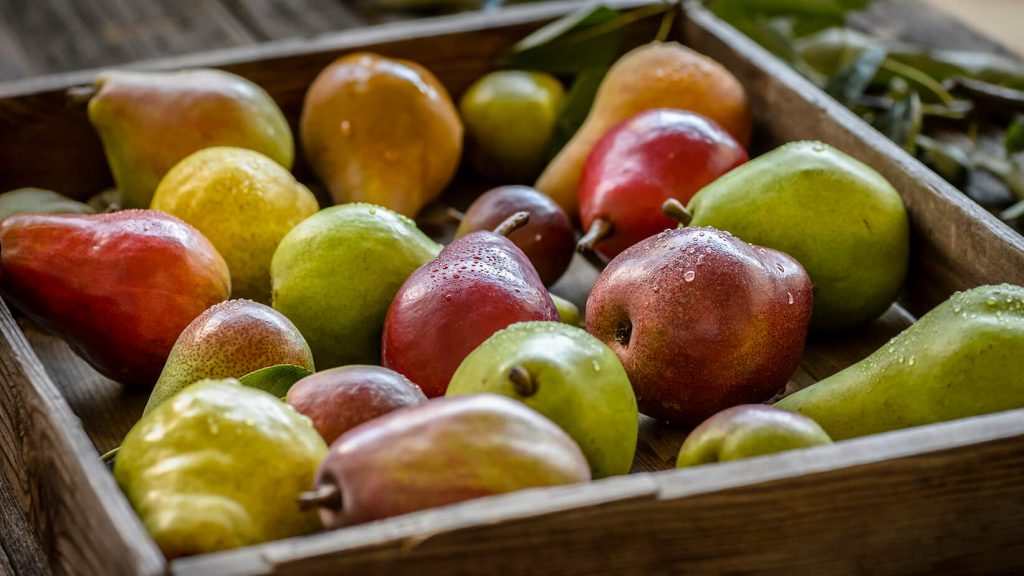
577 109 747 261
0 210 230 387
382 212 559 397
455 185 575 286
585 224 812 425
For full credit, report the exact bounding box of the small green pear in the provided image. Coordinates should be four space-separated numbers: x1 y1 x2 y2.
114 379 326 558
776 284 1024 440
550 293 581 326
271 203 441 368
145 299 314 415
447 321 638 478
676 405 832 467
684 141 910 331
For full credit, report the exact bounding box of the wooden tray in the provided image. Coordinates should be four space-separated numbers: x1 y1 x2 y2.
2 1 1024 574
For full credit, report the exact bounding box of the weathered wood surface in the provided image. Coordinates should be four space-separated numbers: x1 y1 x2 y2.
174 408 1024 576
0 470 50 576
0 1 1023 575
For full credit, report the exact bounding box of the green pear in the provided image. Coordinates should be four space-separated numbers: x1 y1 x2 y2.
114 378 326 558
776 284 1024 440
447 321 638 478
676 405 832 467
145 299 314 415
0 188 94 220
86 69 294 209
271 203 441 368
550 293 581 326
684 141 910 331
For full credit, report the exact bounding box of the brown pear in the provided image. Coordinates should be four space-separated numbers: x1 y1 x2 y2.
535 42 751 215
300 53 463 217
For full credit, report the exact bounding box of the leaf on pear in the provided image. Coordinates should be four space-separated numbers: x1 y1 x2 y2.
546 66 608 160
825 44 887 106
500 4 624 74
238 364 313 398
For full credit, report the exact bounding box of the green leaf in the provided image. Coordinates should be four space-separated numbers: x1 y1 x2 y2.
1003 199 1024 221
546 66 608 160
500 5 623 74
238 364 313 398
916 134 970 184
101 447 118 470
875 90 922 152
825 44 887 105
707 0 870 26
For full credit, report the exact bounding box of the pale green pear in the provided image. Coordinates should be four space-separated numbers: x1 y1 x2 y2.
271 203 441 368
114 379 326 558
676 405 831 467
686 141 910 331
550 293 581 326
447 321 638 478
776 284 1024 440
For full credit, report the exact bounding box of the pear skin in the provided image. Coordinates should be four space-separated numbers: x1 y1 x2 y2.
115 379 326 558
535 42 751 215
303 394 589 527
300 53 463 217
145 299 314 415
87 69 294 209
271 203 441 369
687 141 910 332
776 284 1024 440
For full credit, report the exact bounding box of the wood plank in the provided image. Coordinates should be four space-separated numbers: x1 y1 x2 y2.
0 470 49 576
173 408 1024 575
0 301 165 576
681 0 1024 317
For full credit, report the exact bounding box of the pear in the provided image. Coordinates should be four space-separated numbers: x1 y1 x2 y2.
299 394 589 528
145 299 314 415
300 53 462 217
550 293 581 326
535 42 751 215
151 147 319 303
448 321 638 478
676 405 832 468
776 284 1024 440
0 188 93 220
114 379 326 558
682 141 910 331
0 210 230 387
86 69 293 209
382 212 559 397
271 203 441 368
286 365 427 445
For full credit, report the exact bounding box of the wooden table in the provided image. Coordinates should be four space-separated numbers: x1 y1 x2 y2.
0 1 1018 574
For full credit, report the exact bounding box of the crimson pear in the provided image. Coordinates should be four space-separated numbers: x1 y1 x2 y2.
382 212 559 397
586 226 813 425
299 394 589 527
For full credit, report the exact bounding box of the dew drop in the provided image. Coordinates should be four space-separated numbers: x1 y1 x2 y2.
986 297 998 307
787 292 794 305
775 263 785 273
591 360 601 372
683 270 695 282
340 120 352 135
812 142 827 152
452 274 460 279
897 355 905 364
908 356 916 367
952 305 962 314
687 247 696 254
652 286 660 293
445 294 452 301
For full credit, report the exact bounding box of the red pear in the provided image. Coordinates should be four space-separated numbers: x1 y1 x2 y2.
578 109 747 260
585 225 812 425
382 213 559 397
286 365 427 445
455 185 575 286
0 210 230 387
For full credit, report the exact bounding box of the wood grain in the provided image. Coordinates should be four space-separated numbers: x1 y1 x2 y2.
0 301 165 575
0 470 50 576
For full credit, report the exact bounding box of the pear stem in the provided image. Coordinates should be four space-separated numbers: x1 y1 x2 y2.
298 483 342 511
661 198 693 226
576 218 613 270
493 211 530 237
508 365 537 397
446 207 465 223
67 84 98 104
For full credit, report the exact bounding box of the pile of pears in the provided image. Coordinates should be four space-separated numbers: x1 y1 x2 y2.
1 33 1023 561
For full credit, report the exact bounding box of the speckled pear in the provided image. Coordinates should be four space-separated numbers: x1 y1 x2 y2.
776 284 1024 440
145 299 314 415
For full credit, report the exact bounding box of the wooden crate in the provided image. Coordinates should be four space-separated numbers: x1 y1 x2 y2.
1 1 1023 574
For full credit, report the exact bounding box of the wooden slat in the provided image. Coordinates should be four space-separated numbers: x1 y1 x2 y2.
0 301 165 575
680 1 1024 316
0 471 49 576
171 408 1024 575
